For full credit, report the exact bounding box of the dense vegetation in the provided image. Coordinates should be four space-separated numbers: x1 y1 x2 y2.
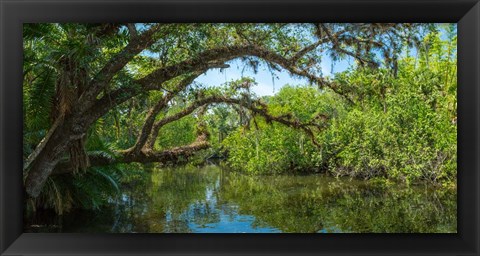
225 29 457 186
23 23 456 215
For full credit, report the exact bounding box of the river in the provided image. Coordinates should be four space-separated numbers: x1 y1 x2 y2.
26 165 456 233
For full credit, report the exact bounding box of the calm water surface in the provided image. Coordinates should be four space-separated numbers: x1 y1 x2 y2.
28 165 456 233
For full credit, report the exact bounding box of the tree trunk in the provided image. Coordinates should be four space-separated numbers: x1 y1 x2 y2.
23 117 63 172
24 120 85 198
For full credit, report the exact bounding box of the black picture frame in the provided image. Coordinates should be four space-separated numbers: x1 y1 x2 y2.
1 0 479 255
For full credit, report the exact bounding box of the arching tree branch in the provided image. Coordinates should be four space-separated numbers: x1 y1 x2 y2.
128 72 205 154
77 24 165 113
84 43 335 125
145 94 329 151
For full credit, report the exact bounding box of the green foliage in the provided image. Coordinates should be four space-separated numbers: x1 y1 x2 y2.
155 115 197 149
31 165 124 215
317 29 457 186
223 85 344 174
223 29 456 186
225 123 313 174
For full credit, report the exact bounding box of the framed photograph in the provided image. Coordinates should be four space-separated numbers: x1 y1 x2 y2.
1 0 479 255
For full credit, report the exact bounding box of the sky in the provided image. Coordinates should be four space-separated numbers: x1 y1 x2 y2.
195 55 351 97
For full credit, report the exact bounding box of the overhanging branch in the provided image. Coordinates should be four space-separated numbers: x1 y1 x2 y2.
78 24 165 113
83 42 350 132
145 95 329 150
51 133 210 175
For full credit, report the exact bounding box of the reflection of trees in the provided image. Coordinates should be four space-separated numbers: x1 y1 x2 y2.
219 173 457 233
78 165 222 233
144 166 221 232
149 166 217 214
57 166 455 233
186 201 221 227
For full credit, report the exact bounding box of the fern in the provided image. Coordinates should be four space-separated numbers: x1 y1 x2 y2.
23 66 57 148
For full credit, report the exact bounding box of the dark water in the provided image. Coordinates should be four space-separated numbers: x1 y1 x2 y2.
27 165 457 233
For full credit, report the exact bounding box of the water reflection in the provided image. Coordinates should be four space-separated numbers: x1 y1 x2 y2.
45 165 456 233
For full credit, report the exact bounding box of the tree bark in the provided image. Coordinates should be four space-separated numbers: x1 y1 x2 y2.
52 134 210 175
24 119 86 197
23 117 63 172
